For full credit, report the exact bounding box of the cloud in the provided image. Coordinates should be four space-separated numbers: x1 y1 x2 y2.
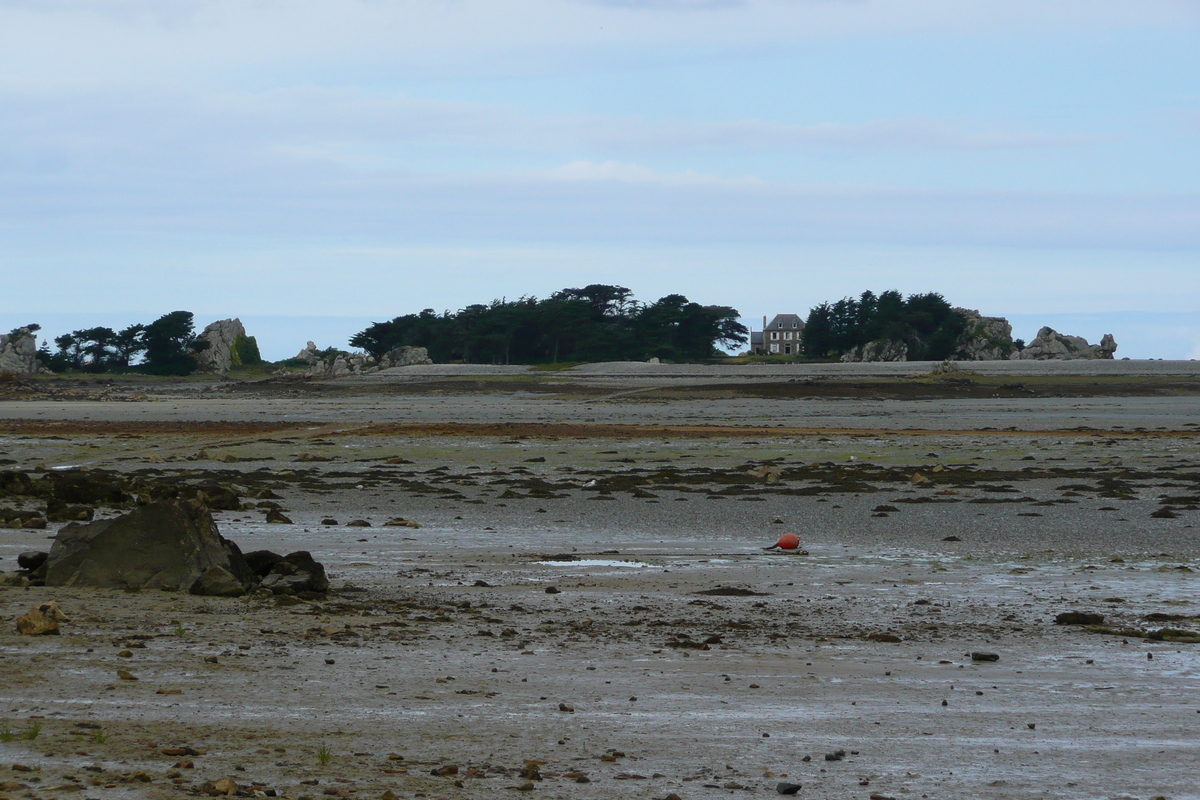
591 117 1096 152
578 0 747 9
541 160 758 184
1 1 1197 87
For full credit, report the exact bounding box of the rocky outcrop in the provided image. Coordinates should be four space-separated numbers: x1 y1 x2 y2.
1016 327 1118 360
954 308 1015 361
193 319 261 373
379 346 433 368
0 327 49 374
840 339 908 362
291 341 320 364
45 500 254 595
306 352 375 377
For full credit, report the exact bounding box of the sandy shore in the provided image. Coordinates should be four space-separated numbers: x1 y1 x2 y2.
1 366 1198 799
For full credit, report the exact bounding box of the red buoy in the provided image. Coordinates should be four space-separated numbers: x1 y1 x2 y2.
765 533 801 551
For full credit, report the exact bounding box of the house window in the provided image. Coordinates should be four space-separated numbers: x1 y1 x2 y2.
784 344 792 354
769 343 779 354
783 332 792 340
770 331 779 340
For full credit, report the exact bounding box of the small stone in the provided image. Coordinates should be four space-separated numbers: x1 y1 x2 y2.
558 703 574 713
212 776 238 795
776 782 802 795
264 509 293 524
321 518 339 526
824 749 846 761
204 655 219 664
1055 612 1104 625
117 669 138 681
346 519 371 527
545 586 560 594
325 658 335 665
16 601 70 635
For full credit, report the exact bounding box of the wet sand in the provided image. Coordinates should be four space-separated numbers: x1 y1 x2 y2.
1 364 1198 799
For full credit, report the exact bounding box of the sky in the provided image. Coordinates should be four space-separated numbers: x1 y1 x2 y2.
2 0 1199 360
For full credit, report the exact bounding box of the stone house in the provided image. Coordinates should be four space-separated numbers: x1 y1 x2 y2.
759 313 805 355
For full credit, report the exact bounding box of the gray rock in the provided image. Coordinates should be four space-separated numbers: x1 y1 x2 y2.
840 339 908 362
1017 327 1117 360
189 566 246 597
953 308 1015 360
0 327 49 374
776 782 803 795
45 500 253 594
192 318 257 373
292 341 320 363
259 550 328 595
379 346 434 368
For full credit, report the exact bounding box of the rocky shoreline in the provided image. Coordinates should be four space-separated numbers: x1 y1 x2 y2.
1 376 1198 799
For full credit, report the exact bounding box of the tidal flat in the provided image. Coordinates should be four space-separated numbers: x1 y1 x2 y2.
1 363 1198 799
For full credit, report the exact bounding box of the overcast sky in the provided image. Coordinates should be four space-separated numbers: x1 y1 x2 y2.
3 0 1198 359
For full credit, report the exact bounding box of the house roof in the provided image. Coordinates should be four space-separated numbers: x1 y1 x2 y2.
766 314 805 330
750 331 764 345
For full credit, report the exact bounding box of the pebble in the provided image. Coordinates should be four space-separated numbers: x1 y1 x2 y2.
776 781 802 795
545 586 560 594
971 652 1000 662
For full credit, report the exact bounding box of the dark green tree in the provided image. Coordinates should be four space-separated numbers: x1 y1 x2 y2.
111 324 147 368
142 311 202 375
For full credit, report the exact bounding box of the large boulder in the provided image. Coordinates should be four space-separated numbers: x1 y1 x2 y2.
840 339 908 362
193 319 260 373
1016 327 1117 360
260 551 328 596
379 346 433 368
0 327 49 374
953 308 1015 360
45 500 253 595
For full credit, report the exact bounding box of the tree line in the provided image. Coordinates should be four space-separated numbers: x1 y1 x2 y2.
33 311 245 375
350 285 748 364
800 290 967 360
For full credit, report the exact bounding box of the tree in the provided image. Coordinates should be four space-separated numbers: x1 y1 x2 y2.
349 287 746 365
53 332 86 370
142 311 202 375
800 289 968 360
111 325 147 368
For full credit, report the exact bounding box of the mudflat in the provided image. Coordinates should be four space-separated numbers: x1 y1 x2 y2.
1 363 1198 800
